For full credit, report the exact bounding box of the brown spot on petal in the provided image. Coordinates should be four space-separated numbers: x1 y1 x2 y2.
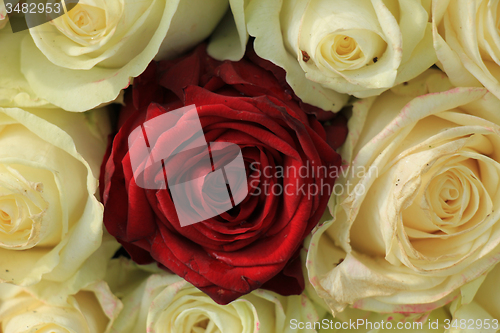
373 57 378 63
302 50 310 62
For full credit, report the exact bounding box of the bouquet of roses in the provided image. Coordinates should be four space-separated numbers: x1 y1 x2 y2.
0 0 499 332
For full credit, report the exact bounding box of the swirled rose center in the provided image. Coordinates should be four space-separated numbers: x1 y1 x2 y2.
51 2 113 46
0 195 42 248
67 4 106 36
335 36 359 57
0 166 50 249
401 131 499 264
315 30 386 71
428 168 471 226
0 200 17 232
318 34 363 70
186 316 215 332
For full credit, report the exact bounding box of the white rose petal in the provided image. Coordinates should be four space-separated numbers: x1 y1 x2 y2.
155 0 229 61
207 0 250 61
474 266 500 320
0 29 53 108
308 70 500 315
433 0 500 100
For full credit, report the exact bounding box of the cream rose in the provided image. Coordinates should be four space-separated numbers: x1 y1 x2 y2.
232 0 436 111
307 69 500 315
0 105 110 287
0 280 121 333
105 258 319 333
433 0 500 101
20 0 228 111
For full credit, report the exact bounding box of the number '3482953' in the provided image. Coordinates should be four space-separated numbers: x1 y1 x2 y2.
5 1 61 14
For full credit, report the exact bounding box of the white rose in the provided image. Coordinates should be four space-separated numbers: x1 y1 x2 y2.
307 69 500 315
226 0 437 112
447 263 500 333
433 0 500 101
105 258 319 333
20 0 228 111
0 280 121 333
0 105 109 287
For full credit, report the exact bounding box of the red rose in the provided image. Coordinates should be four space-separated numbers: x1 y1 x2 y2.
101 44 347 304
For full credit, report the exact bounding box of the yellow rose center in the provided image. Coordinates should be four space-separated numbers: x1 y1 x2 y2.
318 34 363 70
0 165 50 250
67 4 106 37
191 317 212 332
427 164 481 230
72 9 92 30
51 1 114 46
335 36 360 57
0 196 36 245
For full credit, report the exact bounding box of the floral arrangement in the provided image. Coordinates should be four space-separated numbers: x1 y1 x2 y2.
0 0 499 332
